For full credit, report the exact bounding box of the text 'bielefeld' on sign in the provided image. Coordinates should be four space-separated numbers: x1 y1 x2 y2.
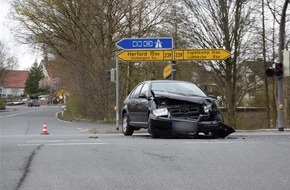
117 50 173 61
116 37 173 50
174 49 231 60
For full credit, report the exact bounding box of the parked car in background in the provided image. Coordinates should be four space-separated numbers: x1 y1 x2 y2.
121 80 235 138
28 99 40 107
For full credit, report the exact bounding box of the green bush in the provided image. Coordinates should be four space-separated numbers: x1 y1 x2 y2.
60 95 83 120
0 98 6 110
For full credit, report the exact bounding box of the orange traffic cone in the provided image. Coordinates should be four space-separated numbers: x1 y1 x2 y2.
41 121 49 135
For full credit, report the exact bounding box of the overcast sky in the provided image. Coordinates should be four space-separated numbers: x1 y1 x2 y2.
0 0 41 70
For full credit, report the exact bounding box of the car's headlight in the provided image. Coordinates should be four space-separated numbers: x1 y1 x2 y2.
153 108 168 116
203 104 212 113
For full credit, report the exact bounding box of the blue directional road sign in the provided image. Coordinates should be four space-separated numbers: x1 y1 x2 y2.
116 37 173 50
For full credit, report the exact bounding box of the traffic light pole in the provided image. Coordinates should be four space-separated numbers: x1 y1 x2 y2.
277 77 284 131
277 0 288 131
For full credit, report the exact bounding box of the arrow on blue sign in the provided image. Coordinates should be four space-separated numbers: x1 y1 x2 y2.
116 37 173 50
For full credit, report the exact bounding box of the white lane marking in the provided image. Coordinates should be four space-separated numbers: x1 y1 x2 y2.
27 139 102 142
17 142 107 146
0 109 43 118
18 144 43 146
67 139 101 142
47 143 107 146
26 140 64 143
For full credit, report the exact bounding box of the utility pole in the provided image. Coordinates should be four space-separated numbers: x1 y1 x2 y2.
277 0 289 131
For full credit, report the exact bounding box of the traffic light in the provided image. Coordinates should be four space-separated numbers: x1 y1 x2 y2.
105 68 116 82
106 70 111 80
275 63 283 77
265 68 275 77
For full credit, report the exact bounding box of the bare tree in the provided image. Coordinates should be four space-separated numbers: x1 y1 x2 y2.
261 0 290 127
260 0 271 128
0 41 18 85
10 0 126 118
179 0 260 128
10 0 171 120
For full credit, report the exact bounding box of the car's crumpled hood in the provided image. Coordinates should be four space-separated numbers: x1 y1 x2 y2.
151 91 235 138
152 91 213 105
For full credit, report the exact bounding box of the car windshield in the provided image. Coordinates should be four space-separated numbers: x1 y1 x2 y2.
151 82 206 97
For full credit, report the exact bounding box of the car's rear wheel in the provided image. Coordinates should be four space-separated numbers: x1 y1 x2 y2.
122 113 134 136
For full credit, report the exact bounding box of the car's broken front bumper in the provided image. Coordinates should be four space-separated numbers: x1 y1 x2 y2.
150 116 235 138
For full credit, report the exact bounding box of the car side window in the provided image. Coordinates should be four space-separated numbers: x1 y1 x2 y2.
140 83 149 96
131 84 144 99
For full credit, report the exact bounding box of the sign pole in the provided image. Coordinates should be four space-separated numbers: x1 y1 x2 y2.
171 60 176 80
116 57 119 130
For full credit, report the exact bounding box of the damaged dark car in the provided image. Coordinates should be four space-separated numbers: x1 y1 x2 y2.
121 80 235 138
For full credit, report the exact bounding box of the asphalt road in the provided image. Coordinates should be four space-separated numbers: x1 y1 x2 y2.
1 105 290 190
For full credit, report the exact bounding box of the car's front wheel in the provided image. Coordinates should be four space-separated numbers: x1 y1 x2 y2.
148 117 160 138
122 113 134 136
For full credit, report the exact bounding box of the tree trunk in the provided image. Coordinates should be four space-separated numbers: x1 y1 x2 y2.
262 0 271 128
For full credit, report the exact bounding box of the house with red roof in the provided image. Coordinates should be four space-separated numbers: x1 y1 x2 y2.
0 57 60 99
0 70 29 98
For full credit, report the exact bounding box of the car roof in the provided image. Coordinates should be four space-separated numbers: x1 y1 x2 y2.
143 80 193 84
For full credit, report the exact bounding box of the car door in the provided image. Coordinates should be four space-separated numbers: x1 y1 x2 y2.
135 83 149 125
127 83 144 123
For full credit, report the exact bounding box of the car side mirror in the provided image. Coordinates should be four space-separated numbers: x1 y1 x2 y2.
139 93 147 99
208 95 217 99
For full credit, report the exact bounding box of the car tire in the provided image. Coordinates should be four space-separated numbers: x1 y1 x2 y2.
122 113 134 136
148 117 160 138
